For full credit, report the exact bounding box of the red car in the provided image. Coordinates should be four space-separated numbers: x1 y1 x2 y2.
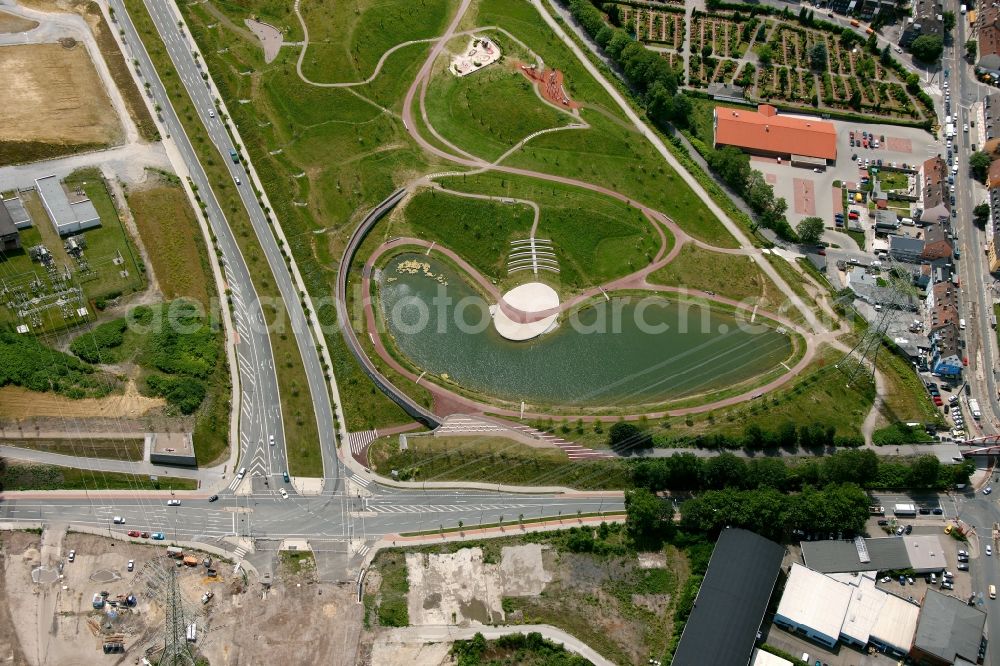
848 211 860 220
140 532 150 539
127 530 140 538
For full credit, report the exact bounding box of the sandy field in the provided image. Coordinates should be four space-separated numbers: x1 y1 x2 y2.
0 382 164 420
0 42 120 146
0 9 38 33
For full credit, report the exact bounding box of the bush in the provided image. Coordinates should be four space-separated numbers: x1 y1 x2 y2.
70 318 128 363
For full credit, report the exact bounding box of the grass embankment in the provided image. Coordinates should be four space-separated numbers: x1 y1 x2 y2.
0 328 118 398
1 438 143 461
127 0 321 475
368 524 697 665
0 462 196 491
650 244 781 303
367 435 632 489
431 173 665 290
126 171 229 465
178 0 443 431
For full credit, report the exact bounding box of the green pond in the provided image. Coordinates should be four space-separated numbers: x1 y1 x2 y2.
378 254 794 406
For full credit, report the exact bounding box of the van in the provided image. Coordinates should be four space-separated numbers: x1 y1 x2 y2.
991 585 996 599
960 318 967 330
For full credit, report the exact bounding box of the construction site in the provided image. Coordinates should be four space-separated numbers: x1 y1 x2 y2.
0 529 363 665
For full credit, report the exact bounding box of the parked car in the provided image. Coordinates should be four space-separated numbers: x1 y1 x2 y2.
988 544 993 556
919 507 931 515
127 530 140 538
905 525 913 534
958 563 969 571
896 526 905 535
67 550 76 562
127 560 134 572
984 486 993 495
151 532 165 540
140 531 150 539
933 507 944 515
943 581 954 590
878 519 889 526
907 576 915 585
880 576 892 583
167 499 181 506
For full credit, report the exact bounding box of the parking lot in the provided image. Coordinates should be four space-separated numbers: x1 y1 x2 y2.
751 119 942 233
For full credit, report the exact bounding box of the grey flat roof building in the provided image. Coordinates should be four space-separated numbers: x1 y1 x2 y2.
2 197 30 229
34 174 101 236
912 589 986 664
801 537 910 573
672 528 785 666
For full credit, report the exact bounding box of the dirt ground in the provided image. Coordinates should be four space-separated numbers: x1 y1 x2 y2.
0 42 121 146
1 530 365 666
0 383 164 420
0 9 38 33
370 630 451 666
406 544 550 626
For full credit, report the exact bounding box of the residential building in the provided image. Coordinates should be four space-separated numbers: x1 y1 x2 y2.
927 282 959 333
921 223 953 261
988 231 1000 273
0 201 20 252
672 528 785 666
899 0 944 48
982 94 1000 154
910 589 986 665
888 234 925 262
34 175 101 236
977 6 1000 79
929 322 963 377
919 157 950 223
713 104 837 162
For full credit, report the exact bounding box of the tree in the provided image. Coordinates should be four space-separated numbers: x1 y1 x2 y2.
707 145 752 193
966 39 978 61
943 10 956 32
908 455 942 489
880 44 892 66
625 489 673 546
970 150 992 182
809 42 828 71
849 88 862 109
910 35 944 63
702 44 713 59
756 43 774 67
796 216 826 244
702 452 747 489
608 421 652 449
974 202 991 227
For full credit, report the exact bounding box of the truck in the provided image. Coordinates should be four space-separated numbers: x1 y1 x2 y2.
869 505 885 516
894 503 917 517
92 593 105 609
166 546 184 559
183 556 199 567
969 398 982 420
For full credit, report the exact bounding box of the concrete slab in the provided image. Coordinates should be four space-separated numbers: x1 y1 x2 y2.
492 282 559 341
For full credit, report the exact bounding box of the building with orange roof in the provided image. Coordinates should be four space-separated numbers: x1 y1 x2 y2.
713 105 837 163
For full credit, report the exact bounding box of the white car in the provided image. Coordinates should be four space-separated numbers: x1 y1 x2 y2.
984 486 993 495
67 550 76 562
167 499 181 506
965 123 970 132
269 434 275 446
279 488 289 499
127 560 134 572
988 545 994 556
209 109 215 118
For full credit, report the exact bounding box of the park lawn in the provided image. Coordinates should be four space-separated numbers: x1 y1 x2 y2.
763 253 823 326
2 438 143 461
0 462 196 491
877 170 909 190
433 172 664 291
126 170 213 304
181 4 424 432
650 244 775 304
367 435 632 489
506 108 737 248
401 188 534 281
296 0 453 83
127 0 323 475
423 60 576 162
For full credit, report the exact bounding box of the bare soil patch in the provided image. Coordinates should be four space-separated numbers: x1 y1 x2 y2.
0 9 38 33
0 43 121 147
245 18 283 64
0 382 164 420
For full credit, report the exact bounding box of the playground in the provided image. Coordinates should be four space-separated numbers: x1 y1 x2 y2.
517 62 581 109
450 36 500 76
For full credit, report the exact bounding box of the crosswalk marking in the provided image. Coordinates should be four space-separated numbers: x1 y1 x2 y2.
348 472 371 488
348 430 378 456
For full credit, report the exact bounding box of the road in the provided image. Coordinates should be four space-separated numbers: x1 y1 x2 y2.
949 15 1000 435
112 0 343 487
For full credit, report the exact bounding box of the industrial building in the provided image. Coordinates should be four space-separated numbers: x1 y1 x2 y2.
2 195 31 229
774 564 920 658
801 535 947 574
0 200 20 252
713 104 837 163
34 174 101 236
149 432 196 467
750 649 792 666
910 589 986 665
672 528 785 666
